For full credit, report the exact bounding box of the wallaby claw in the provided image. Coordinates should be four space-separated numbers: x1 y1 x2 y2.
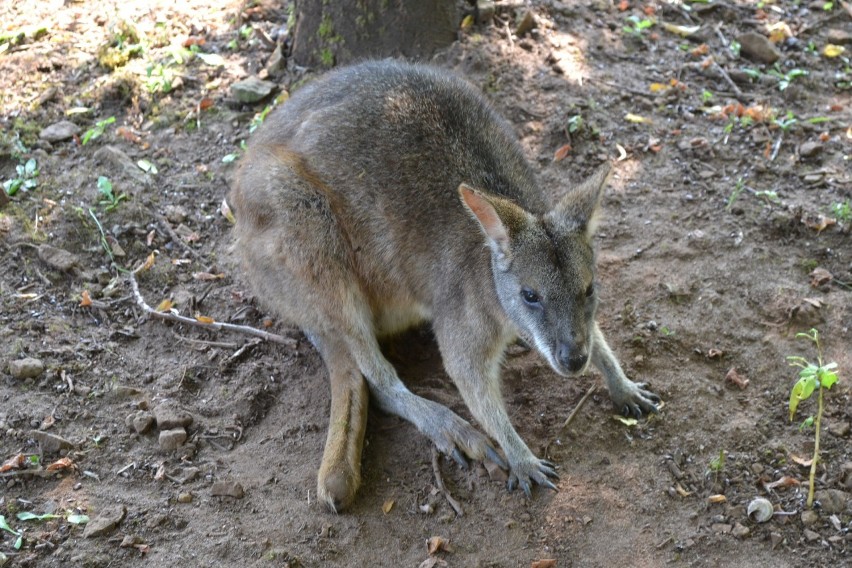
451 448 469 469
506 456 559 498
615 381 661 418
486 447 508 470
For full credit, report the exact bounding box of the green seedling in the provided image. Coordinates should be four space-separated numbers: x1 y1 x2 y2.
831 200 851 222
772 111 798 132
145 63 173 93
726 177 745 210
3 157 38 196
97 176 126 211
82 116 116 145
768 67 808 91
16 510 88 524
787 328 841 508
623 16 654 37
754 190 781 205
249 104 274 134
728 39 741 58
660 325 675 337
0 515 23 550
709 449 725 473
701 90 714 103
566 114 584 135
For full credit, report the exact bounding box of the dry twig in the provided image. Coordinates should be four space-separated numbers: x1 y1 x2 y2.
127 271 297 348
546 383 598 458
431 446 464 517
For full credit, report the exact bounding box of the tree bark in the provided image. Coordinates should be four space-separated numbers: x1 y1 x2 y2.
290 0 459 68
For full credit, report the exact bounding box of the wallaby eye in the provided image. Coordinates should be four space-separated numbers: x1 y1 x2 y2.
521 288 541 306
585 283 595 298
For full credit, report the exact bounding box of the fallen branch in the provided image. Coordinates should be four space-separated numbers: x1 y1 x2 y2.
431 446 464 517
546 384 598 458
127 271 297 348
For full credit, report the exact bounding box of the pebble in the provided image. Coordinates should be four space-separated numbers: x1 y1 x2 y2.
29 430 74 454
158 428 187 451
211 480 245 499
125 411 155 434
264 44 286 78
476 0 495 24
230 77 275 103
803 529 820 542
770 532 783 549
38 244 79 272
93 145 150 187
82 505 126 538
9 358 45 379
40 120 81 143
154 401 194 430
738 32 781 64
799 141 823 158
119 534 143 548
826 28 852 45
732 523 750 538
828 421 850 438
801 510 819 525
516 10 537 36
813 489 848 514
177 492 193 503
711 523 732 534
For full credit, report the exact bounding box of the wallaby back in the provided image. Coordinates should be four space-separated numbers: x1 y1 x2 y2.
230 60 660 511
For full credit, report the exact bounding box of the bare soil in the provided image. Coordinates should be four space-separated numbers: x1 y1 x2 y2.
1 1 850 567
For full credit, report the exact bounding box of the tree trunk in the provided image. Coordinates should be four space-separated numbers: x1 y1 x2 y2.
290 0 459 69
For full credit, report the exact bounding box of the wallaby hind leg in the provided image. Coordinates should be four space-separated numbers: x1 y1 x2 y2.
310 334 369 512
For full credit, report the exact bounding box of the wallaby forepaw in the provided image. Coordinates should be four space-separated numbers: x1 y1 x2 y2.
429 411 501 468
506 457 559 498
612 381 661 418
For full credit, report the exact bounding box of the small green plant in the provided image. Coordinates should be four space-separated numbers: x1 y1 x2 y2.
566 114 584 135
660 325 675 337
772 111 798 132
830 200 851 222
768 67 808 91
726 177 745 210
3 157 38 195
0 515 23 550
82 116 116 145
754 190 781 205
97 176 126 211
623 15 654 37
787 328 841 508
701 89 714 103
709 449 725 473
728 39 741 58
145 63 173 93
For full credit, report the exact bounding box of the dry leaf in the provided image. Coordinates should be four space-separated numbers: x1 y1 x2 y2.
675 483 692 497
823 44 845 58
690 44 709 57
553 144 572 162
808 267 832 288
625 113 651 124
724 368 749 390
382 499 395 514
790 454 813 467
612 415 638 426
707 494 727 504
182 36 206 47
661 22 700 37
154 463 166 481
615 143 628 161
802 214 836 233
649 82 667 93
193 272 225 281
171 258 192 266
532 559 557 568
80 290 93 307
155 299 174 313
418 558 447 568
262 318 274 328
40 414 56 430
765 476 800 490
707 348 724 359
199 97 215 111
0 453 26 473
116 127 142 144
137 252 156 273
195 314 215 324
146 230 156 246
460 14 474 30
427 536 451 555
46 457 74 471
220 198 236 224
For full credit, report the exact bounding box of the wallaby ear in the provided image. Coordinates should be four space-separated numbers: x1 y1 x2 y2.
547 162 613 237
459 183 529 265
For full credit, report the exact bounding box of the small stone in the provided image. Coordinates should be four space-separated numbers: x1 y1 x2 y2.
93 145 149 187
38 244 79 271
828 421 850 438
83 505 126 538
211 480 244 499
131 411 155 434
711 523 732 534
153 401 193 430
158 428 187 451
40 120 81 143
476 0 495 24
750 463 764 475
826 28 852 45
9 358 45 379
264 44 286 78
799 141 823 158
738 32 781 64
29 430 74 454
163 205 188 224
177 467 200 484
801 510 819 526
119 534 143 548
230 77 275 103
484 460 508 483
515 10 537 37
770 532 783 549
519 512 531 522
803 529 820 542
814 489 849 514
177 492 193 503
732 523 750 538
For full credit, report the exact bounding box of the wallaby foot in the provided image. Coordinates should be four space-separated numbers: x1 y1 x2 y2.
314 341 370 512
507 456 559 497
592 323 661 417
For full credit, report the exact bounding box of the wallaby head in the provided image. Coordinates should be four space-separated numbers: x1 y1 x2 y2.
460 163 612 377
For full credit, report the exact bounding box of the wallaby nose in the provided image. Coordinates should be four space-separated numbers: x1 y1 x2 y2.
557 343 588 373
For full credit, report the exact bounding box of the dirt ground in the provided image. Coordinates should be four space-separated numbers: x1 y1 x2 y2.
1 1 851 566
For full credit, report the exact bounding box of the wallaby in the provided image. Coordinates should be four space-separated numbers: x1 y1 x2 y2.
229 60 661 512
